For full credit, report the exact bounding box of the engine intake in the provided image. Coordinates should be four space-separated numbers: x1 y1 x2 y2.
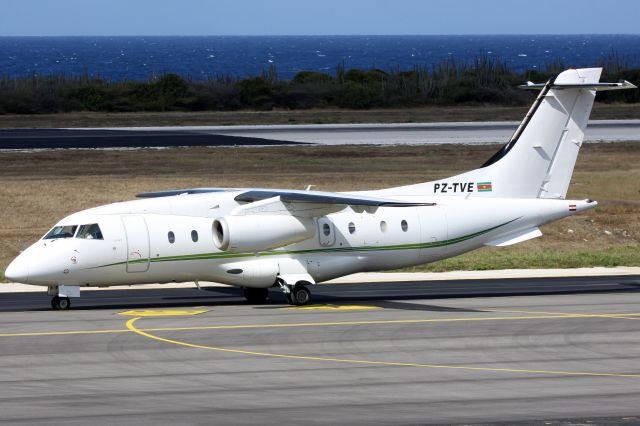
212 215 315 252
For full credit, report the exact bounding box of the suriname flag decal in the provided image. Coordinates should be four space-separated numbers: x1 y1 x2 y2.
477 182 493 192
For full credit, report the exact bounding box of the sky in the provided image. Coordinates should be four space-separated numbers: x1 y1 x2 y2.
1 0 639 36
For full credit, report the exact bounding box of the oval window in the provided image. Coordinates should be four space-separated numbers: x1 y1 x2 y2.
380 221 387 232
401 220 408 232
191 230 198 242
322 223 331 236
168 231 175 244
348 222 356 234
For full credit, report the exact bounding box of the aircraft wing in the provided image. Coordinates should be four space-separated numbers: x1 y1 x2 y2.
231 189 433 217
137 187 431 207
233 189 432 207
137 187 433 217
136 188 237 198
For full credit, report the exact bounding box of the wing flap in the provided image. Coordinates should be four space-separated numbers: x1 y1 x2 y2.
231 196 343 217
234 189 433 207
136 188 236 198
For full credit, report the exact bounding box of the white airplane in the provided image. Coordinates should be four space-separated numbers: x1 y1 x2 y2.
4 68 636 310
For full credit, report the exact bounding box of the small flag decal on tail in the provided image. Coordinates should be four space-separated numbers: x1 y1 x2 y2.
569 204 577 212
477 182 493 192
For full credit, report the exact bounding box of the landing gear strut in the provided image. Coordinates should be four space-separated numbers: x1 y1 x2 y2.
51 295 71 310
243 287 269 304
278 279 312 306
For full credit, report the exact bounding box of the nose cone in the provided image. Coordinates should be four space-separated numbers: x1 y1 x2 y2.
5 254 29 283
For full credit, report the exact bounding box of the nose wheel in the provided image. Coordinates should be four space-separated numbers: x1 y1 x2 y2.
51 296 71 310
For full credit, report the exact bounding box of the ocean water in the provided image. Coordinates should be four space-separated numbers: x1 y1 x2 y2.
1 35 639 81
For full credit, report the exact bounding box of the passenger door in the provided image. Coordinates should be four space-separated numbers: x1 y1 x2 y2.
418 207 448 260
121 215 150 273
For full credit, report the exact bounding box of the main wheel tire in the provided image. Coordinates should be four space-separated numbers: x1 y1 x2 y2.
291 285 311 306
57 297 71 310
243 287 269 304
51 296 60 310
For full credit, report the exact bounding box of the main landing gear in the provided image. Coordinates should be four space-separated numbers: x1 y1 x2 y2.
278 279 312 306
51 295 71 310
243 282 311 306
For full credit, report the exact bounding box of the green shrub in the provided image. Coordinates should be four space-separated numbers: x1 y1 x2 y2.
0 55 638 114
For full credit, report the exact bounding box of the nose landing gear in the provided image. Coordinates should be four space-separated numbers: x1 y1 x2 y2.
48 285 80 310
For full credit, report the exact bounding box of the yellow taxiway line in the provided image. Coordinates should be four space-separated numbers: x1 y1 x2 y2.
1 306 639 377
1 310 639 338
125 316 640 378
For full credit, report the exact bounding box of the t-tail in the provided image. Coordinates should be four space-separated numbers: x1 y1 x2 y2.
392 68 636 199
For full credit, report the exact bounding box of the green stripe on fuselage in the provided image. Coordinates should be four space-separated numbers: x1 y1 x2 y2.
98 217 520 268
97 217 520 269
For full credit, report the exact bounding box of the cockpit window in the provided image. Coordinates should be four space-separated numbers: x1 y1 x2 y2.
43 225 78 240
76 223 104 240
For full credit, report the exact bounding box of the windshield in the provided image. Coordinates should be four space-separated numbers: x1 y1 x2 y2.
76 223 103 240
43 225 78 240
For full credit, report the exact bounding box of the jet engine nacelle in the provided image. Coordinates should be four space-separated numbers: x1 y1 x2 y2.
221 259 280 287
212 215 315 252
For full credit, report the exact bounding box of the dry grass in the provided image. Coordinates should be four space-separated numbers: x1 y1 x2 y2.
1 143 638 276
0 103 638 128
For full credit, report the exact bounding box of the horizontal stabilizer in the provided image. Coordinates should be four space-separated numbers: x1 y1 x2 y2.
519 80 637 91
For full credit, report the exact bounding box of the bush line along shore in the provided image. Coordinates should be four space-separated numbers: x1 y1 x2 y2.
2 55 639 115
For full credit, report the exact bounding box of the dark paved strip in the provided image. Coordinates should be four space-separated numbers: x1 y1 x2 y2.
1 275 638 312
0 128 302 149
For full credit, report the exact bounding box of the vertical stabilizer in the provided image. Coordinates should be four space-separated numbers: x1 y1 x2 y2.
388 68 636 199
487 67 600 199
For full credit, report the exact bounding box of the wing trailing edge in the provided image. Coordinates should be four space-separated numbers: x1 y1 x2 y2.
137 187 433 208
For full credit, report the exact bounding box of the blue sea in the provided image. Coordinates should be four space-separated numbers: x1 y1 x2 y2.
1 35 639 81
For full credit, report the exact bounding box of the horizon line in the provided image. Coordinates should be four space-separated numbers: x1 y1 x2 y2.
1 33 640 38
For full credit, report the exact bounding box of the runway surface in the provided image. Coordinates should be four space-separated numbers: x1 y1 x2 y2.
1 275 639 425
1 120 639 149
0 128 304 150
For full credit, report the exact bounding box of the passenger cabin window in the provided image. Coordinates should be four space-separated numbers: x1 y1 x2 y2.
380 221 388 232
43 225 77 240
322 223 331 236
168 231 175 244
401 220 409 232
191 230 198 242
76 223 103 240
348 222 356 234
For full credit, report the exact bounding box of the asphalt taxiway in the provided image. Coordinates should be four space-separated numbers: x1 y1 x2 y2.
1 276 639 425
2 120 639 149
